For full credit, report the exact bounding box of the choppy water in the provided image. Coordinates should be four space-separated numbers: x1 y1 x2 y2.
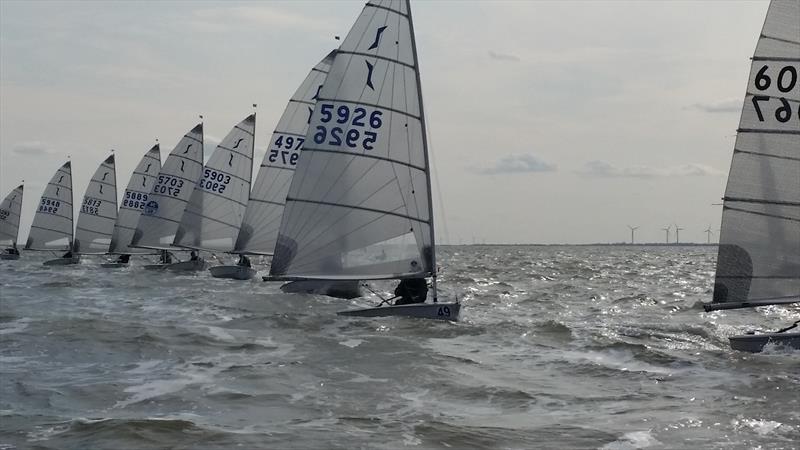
1 246 798 449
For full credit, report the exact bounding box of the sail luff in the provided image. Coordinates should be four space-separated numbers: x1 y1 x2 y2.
710 0 800 309
0 184 24 246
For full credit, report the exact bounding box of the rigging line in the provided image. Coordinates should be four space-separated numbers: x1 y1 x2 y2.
734 149 800 162
723 197 800 206
759 33 800 46
283 5 382 238
723 205 800 223
737 128 800 135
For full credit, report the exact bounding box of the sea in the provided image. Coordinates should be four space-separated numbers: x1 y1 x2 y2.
1 245 798 450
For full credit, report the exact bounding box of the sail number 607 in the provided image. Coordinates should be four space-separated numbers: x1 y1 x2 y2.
314 104 382 150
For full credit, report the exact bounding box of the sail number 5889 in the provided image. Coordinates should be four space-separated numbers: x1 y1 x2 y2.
314 104 383 150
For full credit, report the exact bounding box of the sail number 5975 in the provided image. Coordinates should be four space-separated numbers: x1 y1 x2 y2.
314 104 382 150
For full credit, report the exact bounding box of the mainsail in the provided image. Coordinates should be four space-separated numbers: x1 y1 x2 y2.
233 52 335 255
109 145 162 254
269 0 437 285
707 0 800 311
74 155 118 254
174 115 255 252
0 184 23 246
130 124 204 250
25 161 74 251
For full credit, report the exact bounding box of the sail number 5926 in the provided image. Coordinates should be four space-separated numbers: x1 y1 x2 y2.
314 104 382 150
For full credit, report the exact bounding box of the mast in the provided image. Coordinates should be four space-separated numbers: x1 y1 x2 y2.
69 157 75 251
406 0 438 302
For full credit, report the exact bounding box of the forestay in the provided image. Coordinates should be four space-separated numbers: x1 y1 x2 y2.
270 0 436 281
74 155 118 254
233 52 335 255
25 161 74 251
131 124 204 250
0 184 23 246
174 115 255 252
109 145 162 254
709 0 800 310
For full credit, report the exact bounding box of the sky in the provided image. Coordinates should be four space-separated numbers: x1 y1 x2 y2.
0 0 770 245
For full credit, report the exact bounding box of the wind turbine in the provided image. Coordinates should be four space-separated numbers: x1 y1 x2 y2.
662 225 671 244
704 226 714 244
627 225 639 244
674 224 684 244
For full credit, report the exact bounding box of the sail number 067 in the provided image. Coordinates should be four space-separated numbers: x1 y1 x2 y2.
752 65 799 123
314 104 383 150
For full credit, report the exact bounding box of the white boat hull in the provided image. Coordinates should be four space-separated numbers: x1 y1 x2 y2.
730 332 800 353
337 302 461 321
275 279 362 299
209 265 256 280
43 256 80 266
0 253 20 261
165 259 206 272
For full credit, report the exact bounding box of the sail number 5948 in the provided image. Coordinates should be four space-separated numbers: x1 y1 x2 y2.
314 104 382 150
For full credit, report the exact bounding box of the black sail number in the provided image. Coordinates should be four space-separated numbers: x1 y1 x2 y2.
751 96 797 123
777 66 797 93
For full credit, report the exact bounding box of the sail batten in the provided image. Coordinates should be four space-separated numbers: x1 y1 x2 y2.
0 184 24 246
710 0 799 309
25 161 74 251
232 52 336 255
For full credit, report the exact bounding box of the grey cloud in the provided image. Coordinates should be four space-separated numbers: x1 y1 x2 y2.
578 160 724 178
685 100 740 113
488 50 521 62
11 141 53 156
474 153 556 175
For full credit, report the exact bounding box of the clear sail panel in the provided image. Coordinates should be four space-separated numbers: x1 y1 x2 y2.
26 162 73 251
0 185 23 246
109 145 162 254
74 155 118 254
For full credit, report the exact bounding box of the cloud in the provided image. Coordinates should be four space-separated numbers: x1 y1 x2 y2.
474 153 556 175
10 141 54 156
684 100 741 113
488 50 521 62
188 5 337 34
578 160 724 178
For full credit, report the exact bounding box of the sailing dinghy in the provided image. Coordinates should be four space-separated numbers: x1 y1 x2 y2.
267 0 461 321
174 115 255 275
0 184 24 260
25 161 78 266
211 53 336 280
130 123 205 271
101 144 162 268
704 0 799 352
74 154 118 261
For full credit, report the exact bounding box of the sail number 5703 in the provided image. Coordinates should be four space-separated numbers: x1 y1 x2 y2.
751 65 799 123
314 104 382 150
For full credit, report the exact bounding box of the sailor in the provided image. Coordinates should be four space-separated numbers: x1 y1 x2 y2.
189 250 199 261
7 244 19 256
160 249 173 264
237 254 251 268
116 254 130 263
62 250 73 259
394 277 428 305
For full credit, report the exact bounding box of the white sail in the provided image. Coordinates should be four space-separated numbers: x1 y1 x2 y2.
233 52 336 255
0 184 24 246
270 0 436 281
130 124 204 250
710 0 800 310
109 144 162 254
74 155 118 254
174 115 255 252
25 161 74 251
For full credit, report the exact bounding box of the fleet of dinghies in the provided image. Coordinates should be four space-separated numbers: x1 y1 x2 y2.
1 0 797 339
0 0 461 322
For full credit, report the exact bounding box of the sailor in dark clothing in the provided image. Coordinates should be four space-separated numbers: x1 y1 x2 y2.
237 254 251 267
6 244 19 256
394 277 428 305
116 254 130 263
190 250 199 261
160 249 173 264
62 250 73 259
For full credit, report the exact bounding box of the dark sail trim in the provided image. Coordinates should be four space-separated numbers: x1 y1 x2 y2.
738 128 800 135
734 149 800 162
724 205 800 223
723 197 800 206
759 33 800 46
284 197 431 224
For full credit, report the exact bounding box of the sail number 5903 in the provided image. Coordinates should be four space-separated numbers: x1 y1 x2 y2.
314 104 382 150
751 65 799 123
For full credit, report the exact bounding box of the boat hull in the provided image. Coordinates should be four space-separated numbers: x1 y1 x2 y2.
143 263 168 270
165 259 206 272
0 253 20 261
100 262 128 268
730 332 800 353
337 302 461 321
209 265 256 280
275 279 362 299
43 256 80 266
